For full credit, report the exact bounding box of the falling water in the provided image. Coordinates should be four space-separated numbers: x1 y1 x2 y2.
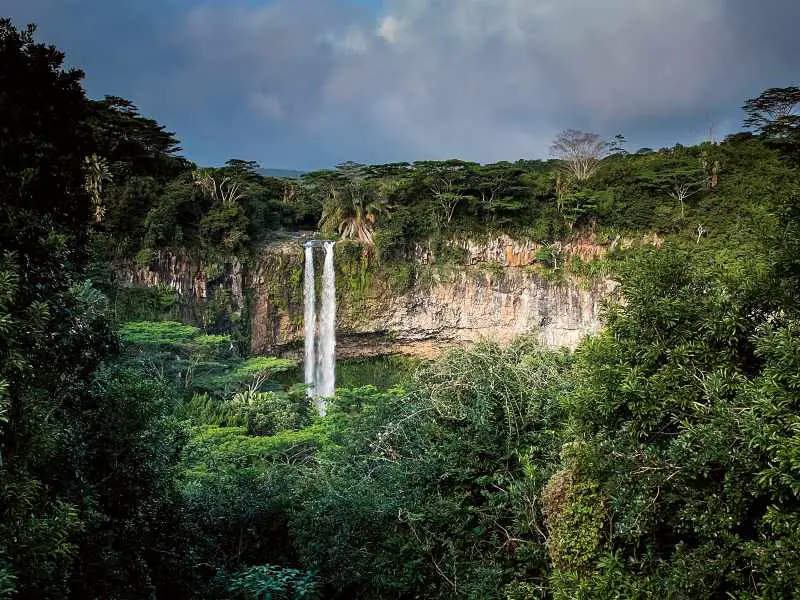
303 243 316 398
316 241 337 410
302 240 336 415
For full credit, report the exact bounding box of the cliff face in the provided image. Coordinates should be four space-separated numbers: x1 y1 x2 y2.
361 269 615 356
117 236 618 359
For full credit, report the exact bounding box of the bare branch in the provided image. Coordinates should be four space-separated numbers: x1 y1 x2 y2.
550 129 608 181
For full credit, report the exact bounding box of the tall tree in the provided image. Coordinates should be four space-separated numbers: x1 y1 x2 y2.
0 21 187 597
551 243 800 597
0 18 95 595
743 86 800 153
84 153 113 222
743 86 800 132
550 129 608 181
87 96 191 182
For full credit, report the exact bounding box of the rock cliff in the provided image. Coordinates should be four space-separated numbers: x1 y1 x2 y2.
116 236 618 359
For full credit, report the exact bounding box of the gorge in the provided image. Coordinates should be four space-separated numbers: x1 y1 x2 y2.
7 17 800 596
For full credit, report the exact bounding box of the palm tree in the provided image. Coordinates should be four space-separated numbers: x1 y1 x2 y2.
319 177 390 245
83 154 113 222
192 169 246 206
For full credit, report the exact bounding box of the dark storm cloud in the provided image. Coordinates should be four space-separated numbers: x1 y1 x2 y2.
2 0 798 167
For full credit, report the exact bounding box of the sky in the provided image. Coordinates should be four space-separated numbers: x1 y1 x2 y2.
3 0 798 170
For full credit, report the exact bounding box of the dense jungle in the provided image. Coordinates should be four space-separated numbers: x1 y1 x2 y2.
2 18 800 600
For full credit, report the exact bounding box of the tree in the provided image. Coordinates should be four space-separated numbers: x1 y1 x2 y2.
84 96 194 254
665 180 698 218
84 153 113 222
699 147 722 190
636 157 706 218
224 159 261 179
551 247 800 597
743 86 800 132
550 129 608 181
318 164 390 245
743 86 800 152
320 182 388 245
606 133 628 156
0 21 189 596
289 341 573 598
415 159 475 228
473 163 509 207
193 169 247 206
0 18 94 595
87 95 190 182
536 241 564 269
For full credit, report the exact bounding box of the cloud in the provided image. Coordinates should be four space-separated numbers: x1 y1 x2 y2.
318 0 739 157
249 92 284 120
5 0 799 167
376 16 402 44
178 0 799 164
322 25 369 56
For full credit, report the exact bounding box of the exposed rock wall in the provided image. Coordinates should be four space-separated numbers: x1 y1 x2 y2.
369 269 615 350
115 251 245 324
116 237 618 359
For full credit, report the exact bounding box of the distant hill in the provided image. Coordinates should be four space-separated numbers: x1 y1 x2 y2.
256 168 307 179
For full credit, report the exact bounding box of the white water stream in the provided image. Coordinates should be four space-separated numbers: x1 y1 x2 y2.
316 241 337 407
303 243 316 399
303 240 336 415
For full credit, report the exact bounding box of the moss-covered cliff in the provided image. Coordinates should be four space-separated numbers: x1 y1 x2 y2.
115 236 618 358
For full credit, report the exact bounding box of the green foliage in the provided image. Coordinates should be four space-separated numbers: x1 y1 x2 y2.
743 86 800 157
535 243 564 270
142 173 205 248
200 203 250 252
568 256 614 280
542 470 605 573
227 565 319 600
68 366 188 599
101 284 179 323
180 422 330 589
120 320 201 347
278 341 573 599
334 241 378 315
230 389 312 436
5 19 800 599
334 355 422 390
736 322 800 597
184 424 327 476
135 246 156 265
550 246 800 598
118 320 298 402
318 163 391 245
182 392 244 428
195 357 298 398
0 19 102 596
241 356 297 374
503 581 543 600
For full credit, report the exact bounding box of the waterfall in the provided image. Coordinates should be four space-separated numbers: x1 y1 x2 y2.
303 243 316 399
316 241 337 409
302 240 336 415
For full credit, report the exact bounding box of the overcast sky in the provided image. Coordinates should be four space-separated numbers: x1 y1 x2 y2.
4 0 798 169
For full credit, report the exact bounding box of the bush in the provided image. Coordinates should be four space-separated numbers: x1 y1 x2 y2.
551 247 800 597
226 564 319 600
230 389 312 436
